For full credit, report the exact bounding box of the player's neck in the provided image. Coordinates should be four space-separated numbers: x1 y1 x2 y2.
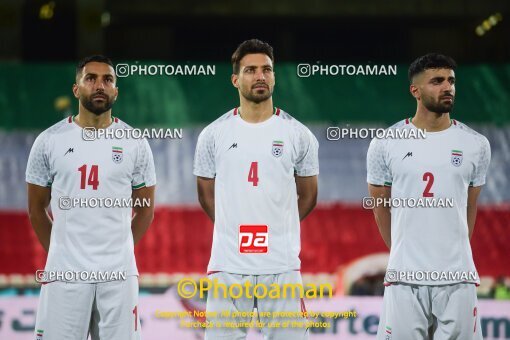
412 109 451 132
74 109 113 129
238 99 274 123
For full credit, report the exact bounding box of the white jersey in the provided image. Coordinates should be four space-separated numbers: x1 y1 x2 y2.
193 108 319 275
26 115 156 282
367 118 491 285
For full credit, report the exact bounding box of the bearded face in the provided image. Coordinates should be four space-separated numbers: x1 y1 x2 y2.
234 53 275 104
75 62 118 116
80 90 116 115
413 68 455 114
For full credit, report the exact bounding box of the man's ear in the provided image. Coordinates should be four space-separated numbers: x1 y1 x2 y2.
72 84 80 99
231 73 239 88
410 84 420 100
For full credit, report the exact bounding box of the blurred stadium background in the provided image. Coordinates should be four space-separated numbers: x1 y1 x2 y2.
0 0 509 339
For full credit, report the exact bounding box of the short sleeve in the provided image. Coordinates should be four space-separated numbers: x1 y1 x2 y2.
26 133 52 187
295 127 319 177
193 126 216 178
470 136 491 187
132 139 156 189
367 138 392 186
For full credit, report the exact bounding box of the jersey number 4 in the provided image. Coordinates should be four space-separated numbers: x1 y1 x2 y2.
78 164 99 190
423 172 434 197
248 162 259 186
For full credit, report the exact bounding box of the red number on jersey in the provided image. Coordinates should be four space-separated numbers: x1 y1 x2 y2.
248 162 259 186
133 305 138 331
78 164 99 190
422 172 434 197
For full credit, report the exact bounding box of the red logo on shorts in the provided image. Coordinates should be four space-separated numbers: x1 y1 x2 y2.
239 225 268 253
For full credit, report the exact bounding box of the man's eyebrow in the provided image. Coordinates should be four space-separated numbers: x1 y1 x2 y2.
84 72 114 77
243 64 273 69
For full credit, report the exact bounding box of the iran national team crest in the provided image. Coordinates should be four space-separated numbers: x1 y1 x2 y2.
272 140 284 158
451 149 463 167
112 146 123 164
36 329 44 340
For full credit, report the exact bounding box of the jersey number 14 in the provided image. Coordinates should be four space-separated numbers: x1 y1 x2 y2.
78 164 99 190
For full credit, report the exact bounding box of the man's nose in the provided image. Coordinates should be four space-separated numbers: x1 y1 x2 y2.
94 81 106 91
442 82 453 93
255 69 266 81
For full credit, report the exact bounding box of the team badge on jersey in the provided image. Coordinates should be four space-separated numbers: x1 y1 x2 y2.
36 329 44 340
112 146 123 164
451 149 463 167
272 140 284 158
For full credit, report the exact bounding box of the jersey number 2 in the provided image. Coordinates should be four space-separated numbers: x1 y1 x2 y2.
422 172 434 197
78 164 99 190
248 162 259 186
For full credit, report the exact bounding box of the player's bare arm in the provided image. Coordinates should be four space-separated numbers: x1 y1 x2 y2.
197 176 215 222
368 184 391 249
27 183 52 252
467 185 483 240
296 175 318 221
131 185 155 244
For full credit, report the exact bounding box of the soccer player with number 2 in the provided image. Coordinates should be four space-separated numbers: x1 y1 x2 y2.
26 55 156 339
193 39 319 340
367 53 490 340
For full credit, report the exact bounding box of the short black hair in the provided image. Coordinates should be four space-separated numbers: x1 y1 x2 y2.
408 53 457 83
231 39 274 74
76 55 114 79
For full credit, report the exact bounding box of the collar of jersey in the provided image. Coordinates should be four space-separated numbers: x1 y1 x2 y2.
408 116 455 135
70 115 117 129
235 107 278 126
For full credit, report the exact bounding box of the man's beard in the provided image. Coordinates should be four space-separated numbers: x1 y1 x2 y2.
81 93 115 115
240 85 273 104
422 94 454 114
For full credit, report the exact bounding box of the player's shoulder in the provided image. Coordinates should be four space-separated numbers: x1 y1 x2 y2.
198 108 239 141
112 117 152 150
452 119 487 139
204 108 237 130
388 117 414 130
112 116 134 130
36 116 76 141
368 118 410 148
213 108 238 125
452 119 490 149
275 108 314 135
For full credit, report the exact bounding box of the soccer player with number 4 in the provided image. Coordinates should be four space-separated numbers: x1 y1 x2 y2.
193 39 319 340
367 53 491 339
26 55 156 339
